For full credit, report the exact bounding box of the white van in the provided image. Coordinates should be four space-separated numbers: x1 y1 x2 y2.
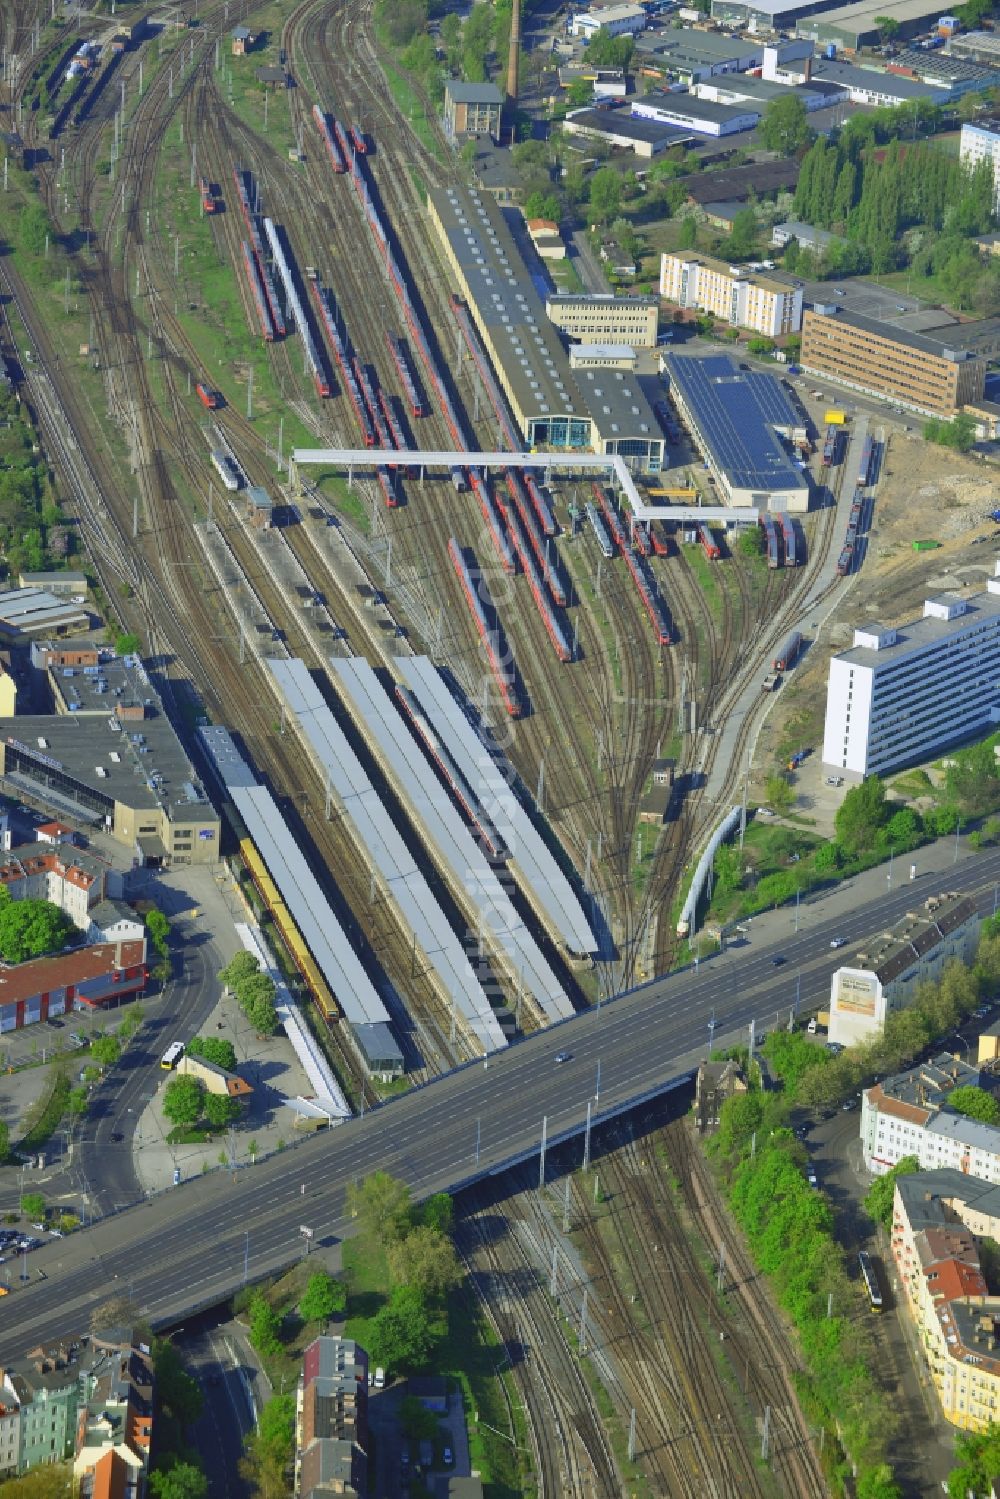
807 1018 818 1035
373 1367 385 1390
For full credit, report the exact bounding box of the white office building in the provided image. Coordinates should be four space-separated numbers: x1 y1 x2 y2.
863 1059 1000 1178
960 120 1000 205
821 583 1000 778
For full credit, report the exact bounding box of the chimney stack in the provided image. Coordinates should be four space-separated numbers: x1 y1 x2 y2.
506 0 522 112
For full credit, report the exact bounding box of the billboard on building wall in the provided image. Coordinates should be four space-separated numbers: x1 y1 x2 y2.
834 970 879 1018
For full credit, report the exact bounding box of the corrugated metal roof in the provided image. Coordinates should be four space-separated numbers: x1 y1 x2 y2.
196 723 393 1033
330 658 575 1025
266 659 507 1054
398 657 596 956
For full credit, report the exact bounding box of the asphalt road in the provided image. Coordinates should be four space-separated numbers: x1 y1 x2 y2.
6 841 1000 1361
35 915 225 1218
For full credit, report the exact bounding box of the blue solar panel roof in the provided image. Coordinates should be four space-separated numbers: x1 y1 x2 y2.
664 353 805 494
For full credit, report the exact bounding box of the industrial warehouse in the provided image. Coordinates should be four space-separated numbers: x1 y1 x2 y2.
427 185 664 469
663 353 810 511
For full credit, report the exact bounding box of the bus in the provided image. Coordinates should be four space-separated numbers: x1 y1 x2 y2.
160 1041 185 1071
859 1250 883 1312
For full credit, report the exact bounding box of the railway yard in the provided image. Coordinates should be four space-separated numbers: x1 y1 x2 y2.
0 0 886 1491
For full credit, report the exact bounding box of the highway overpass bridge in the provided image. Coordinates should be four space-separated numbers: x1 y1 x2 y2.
5 843 1000 1359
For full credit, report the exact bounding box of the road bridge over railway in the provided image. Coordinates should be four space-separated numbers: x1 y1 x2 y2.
5 841 1000 1360
291 447 759 526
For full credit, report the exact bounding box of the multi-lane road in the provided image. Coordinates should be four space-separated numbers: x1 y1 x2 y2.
5 841 1000 1361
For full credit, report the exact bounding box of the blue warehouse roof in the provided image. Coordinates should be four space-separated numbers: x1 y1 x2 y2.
664 353 805 494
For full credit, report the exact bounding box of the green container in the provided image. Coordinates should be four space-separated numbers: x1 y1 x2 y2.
912 539 941 552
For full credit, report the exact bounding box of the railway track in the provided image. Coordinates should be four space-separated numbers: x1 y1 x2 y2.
460 1175 623 1498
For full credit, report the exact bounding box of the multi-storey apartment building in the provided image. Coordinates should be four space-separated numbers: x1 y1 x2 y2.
659 252 803 337
892 1169 1000 1431
828 893 979 1048
960 119 1000 204
822 586 1000 777
801 306 987 416
860 1053 1000 1177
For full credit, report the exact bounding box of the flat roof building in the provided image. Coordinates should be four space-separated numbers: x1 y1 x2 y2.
570 3 647 39
632 93 760 136
801 305 987 416
771 219 844 255
659 251 804 337
663 352 810 510
797 0 966 50
693 74 826 109
545 292 659 347
823 585 1000 778
0 653 220 864
828 893 979 1048
711 0 843 32
17 571 87 597
569 343 637 369
949 29 1000 66
562 106 690 156
684 158 801 205
0 588 90 641
806 56 952 104
862 1054 1000 1176
443 80 503 139
0 937 147 1033
428 186 663 468
634 28 764 80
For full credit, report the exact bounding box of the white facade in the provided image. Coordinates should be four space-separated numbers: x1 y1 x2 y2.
960 121 1000 205
863 1094 1000 1180
822 585 1000 777
829 898 979 1048
632 97 759 136
570 3 646 38
659 251 803 337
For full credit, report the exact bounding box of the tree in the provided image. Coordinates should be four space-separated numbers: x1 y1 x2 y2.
163 1075 205 1129
145 907 170 958
589 166 621 224
584 27 635 69
299 1271 348 1324
946 737 1000 816
387 1225 462 1301
677 215 697 250
713 843 743 895
203 1093 241 1130
115 632 140 656
723 206 758 260
421 1193 454 1235
365 1285 439 1373
947 1425 1000 1498
243 983 278 1037
90 1034 121 1069
186 1036 238 1072
153 1339 203 1426
863 1155 919 1230
857 1464 903 1499
149 1463 208 1499
758 94 812 156
873 15 901 40
835 775 888 855
20 1191 46 1219
219 951 262 991
399 1393 440 1441
240 1392 295 1495
248 1293 284 1357
0 897 74 962
347 1170 412 1241
948 1085 1000 1125
764 773 794 815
